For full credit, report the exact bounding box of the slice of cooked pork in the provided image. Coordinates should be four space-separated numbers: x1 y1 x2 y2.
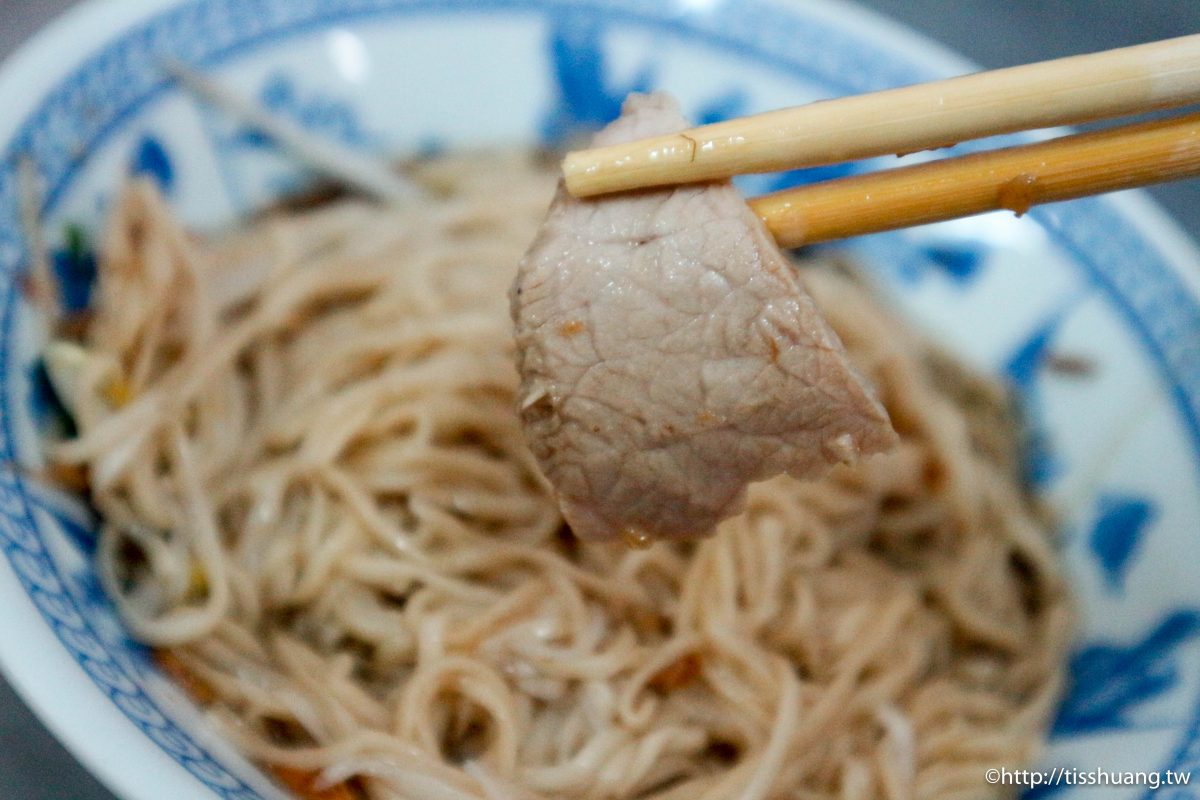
511 92 896 543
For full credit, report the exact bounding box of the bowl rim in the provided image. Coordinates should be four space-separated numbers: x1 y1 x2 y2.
2 2 1200 800
0 3 260 799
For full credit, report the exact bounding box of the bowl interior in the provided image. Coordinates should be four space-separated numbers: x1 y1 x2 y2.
2 1 1200 798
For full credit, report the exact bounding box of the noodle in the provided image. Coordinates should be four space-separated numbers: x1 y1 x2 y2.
51 151 1070 799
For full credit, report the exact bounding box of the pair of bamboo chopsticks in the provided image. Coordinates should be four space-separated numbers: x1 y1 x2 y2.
561 34 1200 246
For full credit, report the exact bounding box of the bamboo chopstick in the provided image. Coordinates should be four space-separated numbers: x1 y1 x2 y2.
563 34 1200 198
747 111 1200 248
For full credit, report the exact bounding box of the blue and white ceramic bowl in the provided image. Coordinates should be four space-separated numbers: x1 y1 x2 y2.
1 1 1198 798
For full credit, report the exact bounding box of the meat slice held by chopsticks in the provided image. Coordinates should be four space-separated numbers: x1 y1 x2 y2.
511 93 896 543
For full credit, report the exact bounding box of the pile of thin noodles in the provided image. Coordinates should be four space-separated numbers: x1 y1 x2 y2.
53 152 1070 800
